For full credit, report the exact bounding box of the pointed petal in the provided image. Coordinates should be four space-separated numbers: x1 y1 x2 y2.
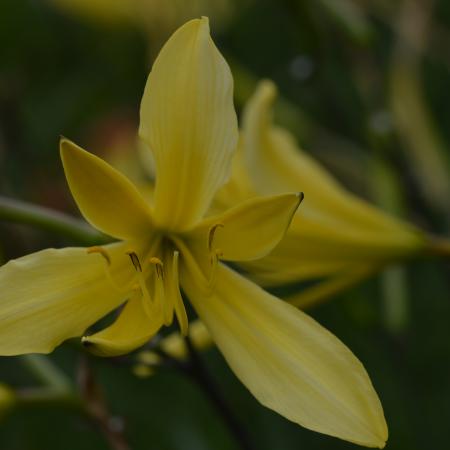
82 292 163 357
242 80 417 233
139 17 238 230
183 265 388 448
229 80 425 284
188 193 302 262
0 244 131 355
241 211 424 285
61 138 154 240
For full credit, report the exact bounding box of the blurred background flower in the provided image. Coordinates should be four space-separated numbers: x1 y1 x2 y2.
50 0 240 51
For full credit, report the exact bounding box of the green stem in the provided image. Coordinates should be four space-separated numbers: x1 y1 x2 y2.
0 196 105 245
19 355 128 450
21 355 72 393
17 387 82 410
18 355 81 410
371 155 411 334
183 336 257 450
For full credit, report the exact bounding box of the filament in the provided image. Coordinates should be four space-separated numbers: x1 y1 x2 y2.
150 257 168 325
87 246 130 293
127 251 154 317
208 223 224 252
208 248 223 289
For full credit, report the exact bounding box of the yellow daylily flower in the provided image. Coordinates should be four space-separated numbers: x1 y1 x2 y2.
0 18 387 447
215 80 427 287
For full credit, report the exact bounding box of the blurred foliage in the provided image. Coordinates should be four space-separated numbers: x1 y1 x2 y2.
1 0 450 449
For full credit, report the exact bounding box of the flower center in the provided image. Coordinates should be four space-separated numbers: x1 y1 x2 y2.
87 221 226 337
87 243 188 335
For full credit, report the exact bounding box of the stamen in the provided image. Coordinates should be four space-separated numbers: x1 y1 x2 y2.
208 248 223 289
149 257 168 325
87 246 111 265
126 251 154 317
208 223 224 252
87 246 126 292
126 251 142 272
149 257 164 279
206 223 225 290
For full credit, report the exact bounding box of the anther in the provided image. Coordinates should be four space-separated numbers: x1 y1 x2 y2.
126 251 142 272
126 251 154 316
87 246 111 265
149 257 167 323
208 223 224 252
149 257 164 279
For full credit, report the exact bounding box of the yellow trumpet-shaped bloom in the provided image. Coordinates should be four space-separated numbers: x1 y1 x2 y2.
215 80 427 286
0 19 387 447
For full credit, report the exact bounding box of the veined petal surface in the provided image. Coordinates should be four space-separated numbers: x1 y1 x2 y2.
0 244 131 355
139 17 238 230
242 213 424 285
188 193 302 261
61 138 154 240
183 264 388 448
242 80 419 233
223 80 426 285
82 293 163 357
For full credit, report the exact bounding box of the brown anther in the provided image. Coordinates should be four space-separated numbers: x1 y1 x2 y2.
87 246 111 265
126 251 142 272
208 223 224 251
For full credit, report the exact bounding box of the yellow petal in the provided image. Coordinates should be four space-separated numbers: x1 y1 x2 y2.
231 80 426 285
242 80 420 233
188 193 302 262
60 138 154 240
285 266 378 309
82 292 163 357
150 266 377 363
241 211 424 285
213 139 255 212
0 245 130 355
139 17 238 230
183 265 388 448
